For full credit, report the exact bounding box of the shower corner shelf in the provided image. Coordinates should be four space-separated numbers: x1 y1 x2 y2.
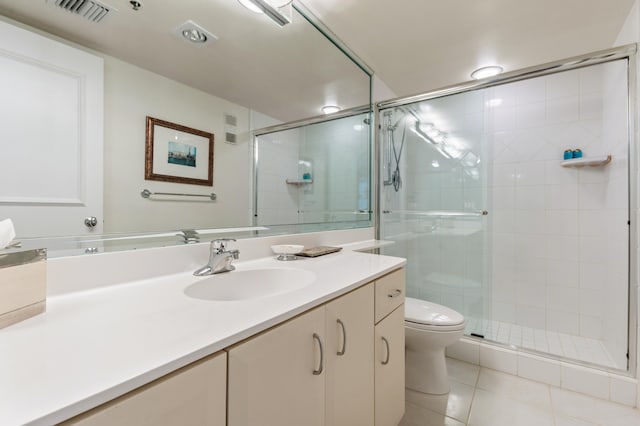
286 179 313 185
560 155 612 168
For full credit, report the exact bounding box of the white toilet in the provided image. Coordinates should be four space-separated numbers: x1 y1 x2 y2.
405 297 466 395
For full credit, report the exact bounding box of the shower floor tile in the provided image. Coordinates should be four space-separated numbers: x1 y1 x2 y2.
465 318 619 369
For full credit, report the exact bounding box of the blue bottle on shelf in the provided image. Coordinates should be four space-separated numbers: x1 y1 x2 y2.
563 150 573 160
573 149 582 158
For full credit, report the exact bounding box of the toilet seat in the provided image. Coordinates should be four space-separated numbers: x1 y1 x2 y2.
405 297 465 331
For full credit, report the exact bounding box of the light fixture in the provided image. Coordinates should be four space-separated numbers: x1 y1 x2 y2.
432 133 446 144
322 105 341 115
486 98 503 107
237 0 293 26
174 20 218 46
182 28 208 43
431 160 440 168
443 145 463 159
418 122 434 132
471 65 503 80
411 123 451 159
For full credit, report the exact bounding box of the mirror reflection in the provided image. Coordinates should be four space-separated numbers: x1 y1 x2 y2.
0 0 372 252
255 112 371 227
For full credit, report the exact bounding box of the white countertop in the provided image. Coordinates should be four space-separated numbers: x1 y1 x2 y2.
0 250 405 426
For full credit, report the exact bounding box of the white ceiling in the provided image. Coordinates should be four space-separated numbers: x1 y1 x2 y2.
302 0 636 98
0 0 369 122
0 0 635 119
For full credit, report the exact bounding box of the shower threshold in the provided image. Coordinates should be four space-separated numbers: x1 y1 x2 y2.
464 317 621 370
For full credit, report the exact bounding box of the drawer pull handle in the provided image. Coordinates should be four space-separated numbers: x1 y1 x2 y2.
337 319 347 356
388 289 402 298
313 333 324 375
381 336 390 365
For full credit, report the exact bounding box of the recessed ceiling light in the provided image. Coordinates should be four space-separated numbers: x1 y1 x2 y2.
182 28 207 43
322 105 341 115
471 65 503 80
174 20 218 46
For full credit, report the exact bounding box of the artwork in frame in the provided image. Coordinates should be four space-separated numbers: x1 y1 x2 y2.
145 116 214 186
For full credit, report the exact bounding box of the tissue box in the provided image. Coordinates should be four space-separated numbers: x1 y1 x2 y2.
0 248 46 329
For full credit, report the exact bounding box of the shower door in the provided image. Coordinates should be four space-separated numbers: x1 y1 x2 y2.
378 55 632 371
378 91 490 328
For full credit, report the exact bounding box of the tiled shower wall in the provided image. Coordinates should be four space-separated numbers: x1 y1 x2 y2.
256 114 370 226
383 59 630 369
486 61 629 368
255 128 302 225
300 115 370 223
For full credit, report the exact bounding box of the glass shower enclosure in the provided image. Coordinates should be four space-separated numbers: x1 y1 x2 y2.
377 47 634 372
254 110 372 232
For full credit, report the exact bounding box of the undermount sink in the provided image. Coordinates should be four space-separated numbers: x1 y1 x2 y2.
184 268 317 301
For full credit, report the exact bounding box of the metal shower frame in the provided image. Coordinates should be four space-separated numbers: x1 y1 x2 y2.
374 44 639 376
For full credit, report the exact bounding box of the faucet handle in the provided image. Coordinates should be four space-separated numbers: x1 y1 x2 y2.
211 238 236 252
229 249 240 260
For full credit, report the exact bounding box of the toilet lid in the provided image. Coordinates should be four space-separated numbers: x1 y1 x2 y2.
405 297 465 326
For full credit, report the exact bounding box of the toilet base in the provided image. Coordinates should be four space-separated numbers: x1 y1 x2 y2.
405 348 450 395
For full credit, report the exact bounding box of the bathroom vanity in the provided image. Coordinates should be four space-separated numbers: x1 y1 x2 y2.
0 247 405 425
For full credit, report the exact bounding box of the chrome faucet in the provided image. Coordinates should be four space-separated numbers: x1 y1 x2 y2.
193 238 240 276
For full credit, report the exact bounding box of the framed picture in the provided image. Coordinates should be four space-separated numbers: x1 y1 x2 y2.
145 116 214 186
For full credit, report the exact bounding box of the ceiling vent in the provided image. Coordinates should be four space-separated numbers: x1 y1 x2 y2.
48 0 116 23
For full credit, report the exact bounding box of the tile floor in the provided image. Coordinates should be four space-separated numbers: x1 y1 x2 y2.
464 318 619 369
399 358 640 426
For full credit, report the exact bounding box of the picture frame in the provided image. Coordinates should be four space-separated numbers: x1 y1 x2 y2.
145 116 214 186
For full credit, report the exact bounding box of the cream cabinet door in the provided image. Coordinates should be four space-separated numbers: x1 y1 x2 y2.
325 284 375 426
228 306 326 426
375 305 405 426
62 351 227 426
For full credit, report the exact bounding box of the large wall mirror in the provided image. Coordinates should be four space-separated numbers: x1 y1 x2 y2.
0 0 372 256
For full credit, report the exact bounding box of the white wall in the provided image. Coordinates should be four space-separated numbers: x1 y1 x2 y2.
373 74 396 102
103 57 252 233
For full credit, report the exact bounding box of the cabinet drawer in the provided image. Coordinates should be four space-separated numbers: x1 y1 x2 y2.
374 268 405 324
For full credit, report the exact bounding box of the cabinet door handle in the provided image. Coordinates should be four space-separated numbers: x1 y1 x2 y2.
381 336 390 365
388 289 402 298
336 319 347 356
313 333 324 375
